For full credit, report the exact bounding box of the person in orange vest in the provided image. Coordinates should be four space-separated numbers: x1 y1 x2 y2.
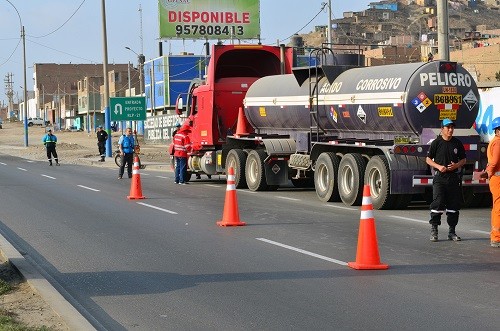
481 117 500 248
173 124 191 184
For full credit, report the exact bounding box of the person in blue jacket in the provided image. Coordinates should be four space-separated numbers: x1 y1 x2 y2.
117 127 135 179
42 129 59 166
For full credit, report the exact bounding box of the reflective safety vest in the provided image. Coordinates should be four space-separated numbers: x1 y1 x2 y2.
173 132 191 158
42 134 57 147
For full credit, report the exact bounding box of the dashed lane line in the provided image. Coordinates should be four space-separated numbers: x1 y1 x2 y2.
41 174 56 179
77 185 100 192
325 204 357 211
471 230 490 235
276 196 300 201
0 162 6 165
389 215 428 224
155 176 170 179
256 238 348 266
137 202 178 214
17 167 27 171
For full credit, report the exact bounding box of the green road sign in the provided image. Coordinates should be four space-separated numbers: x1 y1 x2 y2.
109 97 146 121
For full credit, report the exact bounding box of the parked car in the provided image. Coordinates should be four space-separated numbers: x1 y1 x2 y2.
0 118 3 129
25 117 49 126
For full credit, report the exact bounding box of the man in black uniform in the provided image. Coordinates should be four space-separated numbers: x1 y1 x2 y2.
96 125 108 162
425 118 466 242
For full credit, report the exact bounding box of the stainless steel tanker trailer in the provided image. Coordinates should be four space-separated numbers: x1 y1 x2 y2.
234 54 487 209
176 44 487 209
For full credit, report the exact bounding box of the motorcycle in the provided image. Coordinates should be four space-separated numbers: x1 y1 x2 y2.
114 138 144 169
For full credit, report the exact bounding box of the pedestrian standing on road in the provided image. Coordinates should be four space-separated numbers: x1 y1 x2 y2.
42 129 59 166
425 118 466 242
118 128 135 179
96 125 108 162
173 124 191 184
481 117 500 248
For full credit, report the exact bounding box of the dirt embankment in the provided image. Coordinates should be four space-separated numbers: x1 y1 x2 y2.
0 121 170 165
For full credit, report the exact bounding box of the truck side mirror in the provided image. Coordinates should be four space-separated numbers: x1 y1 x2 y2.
175 96 184 115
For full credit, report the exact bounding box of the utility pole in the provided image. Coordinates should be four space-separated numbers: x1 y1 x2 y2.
101 0 112 157
327 0 333 45
437 0 450 60
4 73 14 119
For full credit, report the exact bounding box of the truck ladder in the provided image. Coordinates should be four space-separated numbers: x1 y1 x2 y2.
308 47 335 151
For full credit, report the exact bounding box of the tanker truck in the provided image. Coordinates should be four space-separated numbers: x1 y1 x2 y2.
175 44 489 209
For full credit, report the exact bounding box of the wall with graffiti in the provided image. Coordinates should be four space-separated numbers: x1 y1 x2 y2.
476 87 500 143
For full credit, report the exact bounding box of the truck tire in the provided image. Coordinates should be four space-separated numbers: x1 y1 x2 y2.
364 155 393 209
314 152 341 202
246 149 269 191
338 153 366 206
226 149 247 189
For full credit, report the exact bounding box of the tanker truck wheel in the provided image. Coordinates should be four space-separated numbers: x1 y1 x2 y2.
338 153 366 206
364 155 392 209
246 149 270 191
314 152 341 202
226 149 247 189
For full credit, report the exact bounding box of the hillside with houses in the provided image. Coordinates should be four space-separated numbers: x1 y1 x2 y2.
297 0 500 84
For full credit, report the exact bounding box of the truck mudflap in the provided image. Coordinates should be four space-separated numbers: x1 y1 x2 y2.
261 139 295 186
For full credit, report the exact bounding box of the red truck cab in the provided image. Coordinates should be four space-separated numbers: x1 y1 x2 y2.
183 44 294 152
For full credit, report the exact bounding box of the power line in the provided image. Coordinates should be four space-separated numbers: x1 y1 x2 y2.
278 3 328 44
28 0 87 39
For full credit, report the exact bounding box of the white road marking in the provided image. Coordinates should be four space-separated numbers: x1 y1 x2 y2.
137 202 178 214
156 176 170 179
205 184 221 188
17 167 27 171
0 162 6 165
41 174 56 179
141 173 150 176
326 204 357 211
77 185 100 192
471 230 489 235
277 196 300 201
26 160 35 163
389 215 428 224
238 189 257 194
256 238 348 266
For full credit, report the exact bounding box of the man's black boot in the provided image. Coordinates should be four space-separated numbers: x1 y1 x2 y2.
448 226 461 241
430 225 438 242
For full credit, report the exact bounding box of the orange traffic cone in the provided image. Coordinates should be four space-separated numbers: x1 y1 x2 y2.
235 107 249 137
348 185 389 270
127 156 146 200
217 167 246 226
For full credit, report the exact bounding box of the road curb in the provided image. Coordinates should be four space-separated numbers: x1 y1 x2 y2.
0 234 97 331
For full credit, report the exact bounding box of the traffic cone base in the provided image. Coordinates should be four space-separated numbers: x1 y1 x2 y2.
127 156 146 200
217 167 246 226
348 185 389 270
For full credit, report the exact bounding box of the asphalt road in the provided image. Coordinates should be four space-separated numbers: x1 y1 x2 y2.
0 154 499 330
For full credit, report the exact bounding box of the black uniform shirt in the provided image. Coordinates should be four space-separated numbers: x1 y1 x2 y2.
427 135 466 174
97 130 108 142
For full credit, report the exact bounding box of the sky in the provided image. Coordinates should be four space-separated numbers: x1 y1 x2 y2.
0 0 371 105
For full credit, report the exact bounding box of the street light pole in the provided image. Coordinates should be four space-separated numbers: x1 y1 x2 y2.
101 0 112 157
6 0 29 146
125 46 144 95
22 25 28 146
